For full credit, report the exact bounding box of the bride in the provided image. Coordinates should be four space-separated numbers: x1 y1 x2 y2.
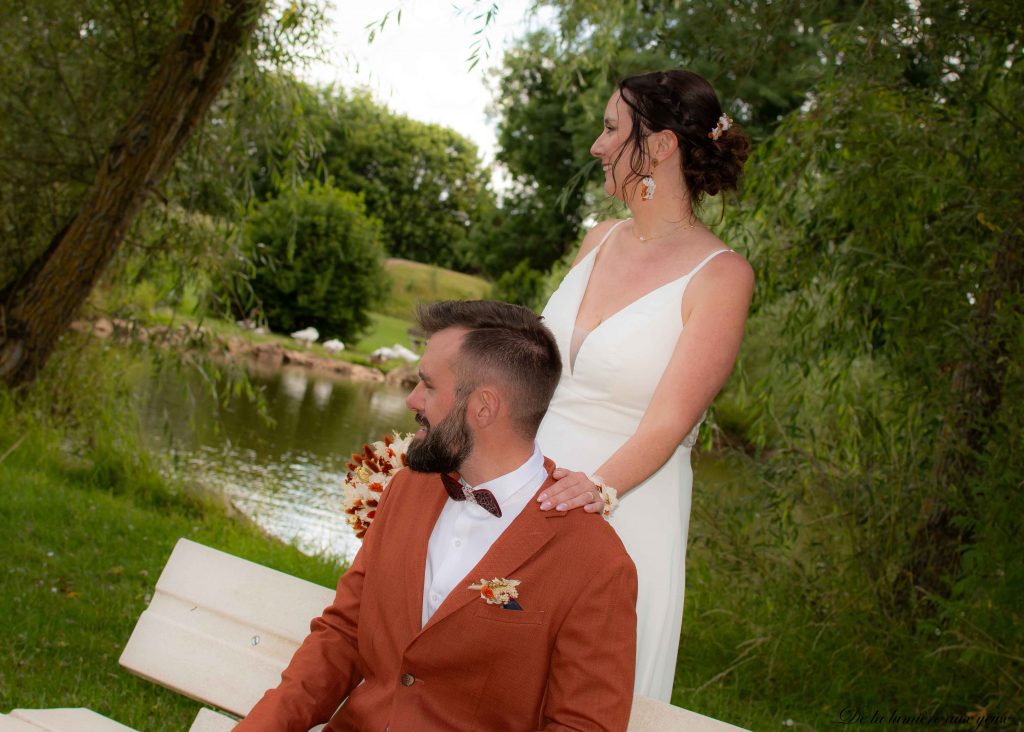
534 69 754 702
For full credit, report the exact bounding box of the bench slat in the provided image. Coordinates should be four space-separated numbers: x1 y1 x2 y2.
188 708 236 732
628 696 747 732
1 709 136 732
0 715 41 731
119 539 334 717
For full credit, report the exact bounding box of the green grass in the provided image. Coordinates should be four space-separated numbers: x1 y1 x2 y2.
0 402 343 730
356 312 416 353
376 258 492 321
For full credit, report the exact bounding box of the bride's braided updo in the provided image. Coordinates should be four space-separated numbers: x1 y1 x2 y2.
616 70 750 205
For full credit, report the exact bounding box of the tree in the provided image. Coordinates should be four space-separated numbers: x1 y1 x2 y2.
320 90 494 271
0 0 328 388
733 0 1023 599
482 30 594 277
537 0 855 138
486 1 855 276
234 182 386 340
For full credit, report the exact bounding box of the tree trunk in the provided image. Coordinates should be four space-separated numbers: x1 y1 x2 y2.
895 218 1024 608
0 0 263 388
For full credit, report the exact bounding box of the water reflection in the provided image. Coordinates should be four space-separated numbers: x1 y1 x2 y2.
137 361 418 562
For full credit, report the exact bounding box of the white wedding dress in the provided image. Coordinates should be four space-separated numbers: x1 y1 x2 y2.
536 219 730 702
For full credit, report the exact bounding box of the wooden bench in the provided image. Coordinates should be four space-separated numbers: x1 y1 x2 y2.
2 539 747 731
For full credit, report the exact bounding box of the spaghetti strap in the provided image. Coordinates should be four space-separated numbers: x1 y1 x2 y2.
684 248 732 280
590 219 630 255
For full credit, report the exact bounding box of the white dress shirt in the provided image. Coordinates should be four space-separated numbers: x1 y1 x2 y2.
421 443 548 626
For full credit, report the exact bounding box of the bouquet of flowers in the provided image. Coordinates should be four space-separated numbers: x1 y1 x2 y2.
341 432 413 539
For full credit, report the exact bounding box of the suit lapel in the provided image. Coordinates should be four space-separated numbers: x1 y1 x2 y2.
401 473 449 636
419 470 560 634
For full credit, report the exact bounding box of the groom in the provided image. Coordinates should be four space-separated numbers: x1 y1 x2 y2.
236 300 637 732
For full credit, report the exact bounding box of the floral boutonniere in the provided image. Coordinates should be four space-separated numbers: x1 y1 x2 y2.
468 577 521 607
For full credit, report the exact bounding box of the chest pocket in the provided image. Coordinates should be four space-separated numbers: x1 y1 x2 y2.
473 603 546 626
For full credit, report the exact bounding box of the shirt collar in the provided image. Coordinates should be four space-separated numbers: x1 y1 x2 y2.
462 442 546 506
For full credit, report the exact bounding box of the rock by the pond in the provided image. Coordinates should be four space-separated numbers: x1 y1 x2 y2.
385 365 419 389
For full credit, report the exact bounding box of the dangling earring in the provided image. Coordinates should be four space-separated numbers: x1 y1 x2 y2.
641 158 657 201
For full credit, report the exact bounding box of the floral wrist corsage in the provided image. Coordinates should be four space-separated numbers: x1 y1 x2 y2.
589 474 619 517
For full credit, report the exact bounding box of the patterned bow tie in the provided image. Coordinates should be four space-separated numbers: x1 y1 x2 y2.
440 473 502 518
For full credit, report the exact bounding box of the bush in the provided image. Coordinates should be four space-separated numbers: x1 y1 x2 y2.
238 183 386 341
490 259 547 311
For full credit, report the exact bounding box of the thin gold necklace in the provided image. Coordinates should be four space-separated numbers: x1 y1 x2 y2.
633 219 699 242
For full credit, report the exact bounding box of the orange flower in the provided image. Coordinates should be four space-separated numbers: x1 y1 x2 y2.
468 578 521 605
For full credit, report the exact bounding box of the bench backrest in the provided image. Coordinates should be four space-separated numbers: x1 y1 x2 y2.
119 538 334 717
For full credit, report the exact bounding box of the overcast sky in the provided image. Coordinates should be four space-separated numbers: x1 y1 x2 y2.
303 1 552 164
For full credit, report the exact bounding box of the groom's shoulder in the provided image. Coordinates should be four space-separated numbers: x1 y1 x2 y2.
554 504 629 558
541 495 631 568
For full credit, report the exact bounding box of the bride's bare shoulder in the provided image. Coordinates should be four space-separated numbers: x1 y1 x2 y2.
572 219 626 266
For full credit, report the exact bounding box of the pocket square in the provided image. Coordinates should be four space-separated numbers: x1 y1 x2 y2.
502 599 523 610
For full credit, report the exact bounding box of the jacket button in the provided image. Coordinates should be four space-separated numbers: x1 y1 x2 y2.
400 673 415 686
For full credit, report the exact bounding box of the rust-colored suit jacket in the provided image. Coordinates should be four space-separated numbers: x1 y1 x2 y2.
235 459 638 732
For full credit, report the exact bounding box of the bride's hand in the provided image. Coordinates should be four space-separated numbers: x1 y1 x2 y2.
537 468 605 513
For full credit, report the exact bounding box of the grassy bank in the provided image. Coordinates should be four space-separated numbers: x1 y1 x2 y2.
0 395 342 729
377 258 492 321
135 257 492 371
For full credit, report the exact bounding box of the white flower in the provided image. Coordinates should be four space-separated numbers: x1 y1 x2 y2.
708 114 734 141
468 578 521 605
599 484 619 517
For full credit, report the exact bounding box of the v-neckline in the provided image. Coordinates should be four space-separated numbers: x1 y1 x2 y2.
573 226 684 350
567 221 730 376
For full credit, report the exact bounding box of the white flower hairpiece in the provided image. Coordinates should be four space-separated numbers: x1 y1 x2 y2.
708 114 733 141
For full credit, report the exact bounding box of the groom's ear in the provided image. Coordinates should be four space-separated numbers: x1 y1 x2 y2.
469 386 502 428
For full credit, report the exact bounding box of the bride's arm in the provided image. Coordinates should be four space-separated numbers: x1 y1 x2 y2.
538 251 754 512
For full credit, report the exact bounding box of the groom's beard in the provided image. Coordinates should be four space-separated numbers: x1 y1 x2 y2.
407 394 474 474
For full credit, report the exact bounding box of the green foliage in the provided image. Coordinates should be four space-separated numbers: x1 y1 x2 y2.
482 31 593 276
701 0 1024 716
0 2 180 288
313 89 494 271
539 0 852 139
0 1 331 294
234 182 386 341
0 357 343 731
503 0 1024 720
485 1 855 277
490 259 548 310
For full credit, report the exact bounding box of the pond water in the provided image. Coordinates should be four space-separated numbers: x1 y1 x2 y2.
136 360 418 562
135 355 736 565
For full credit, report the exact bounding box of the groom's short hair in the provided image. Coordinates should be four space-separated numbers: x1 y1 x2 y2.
416 300 561 438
